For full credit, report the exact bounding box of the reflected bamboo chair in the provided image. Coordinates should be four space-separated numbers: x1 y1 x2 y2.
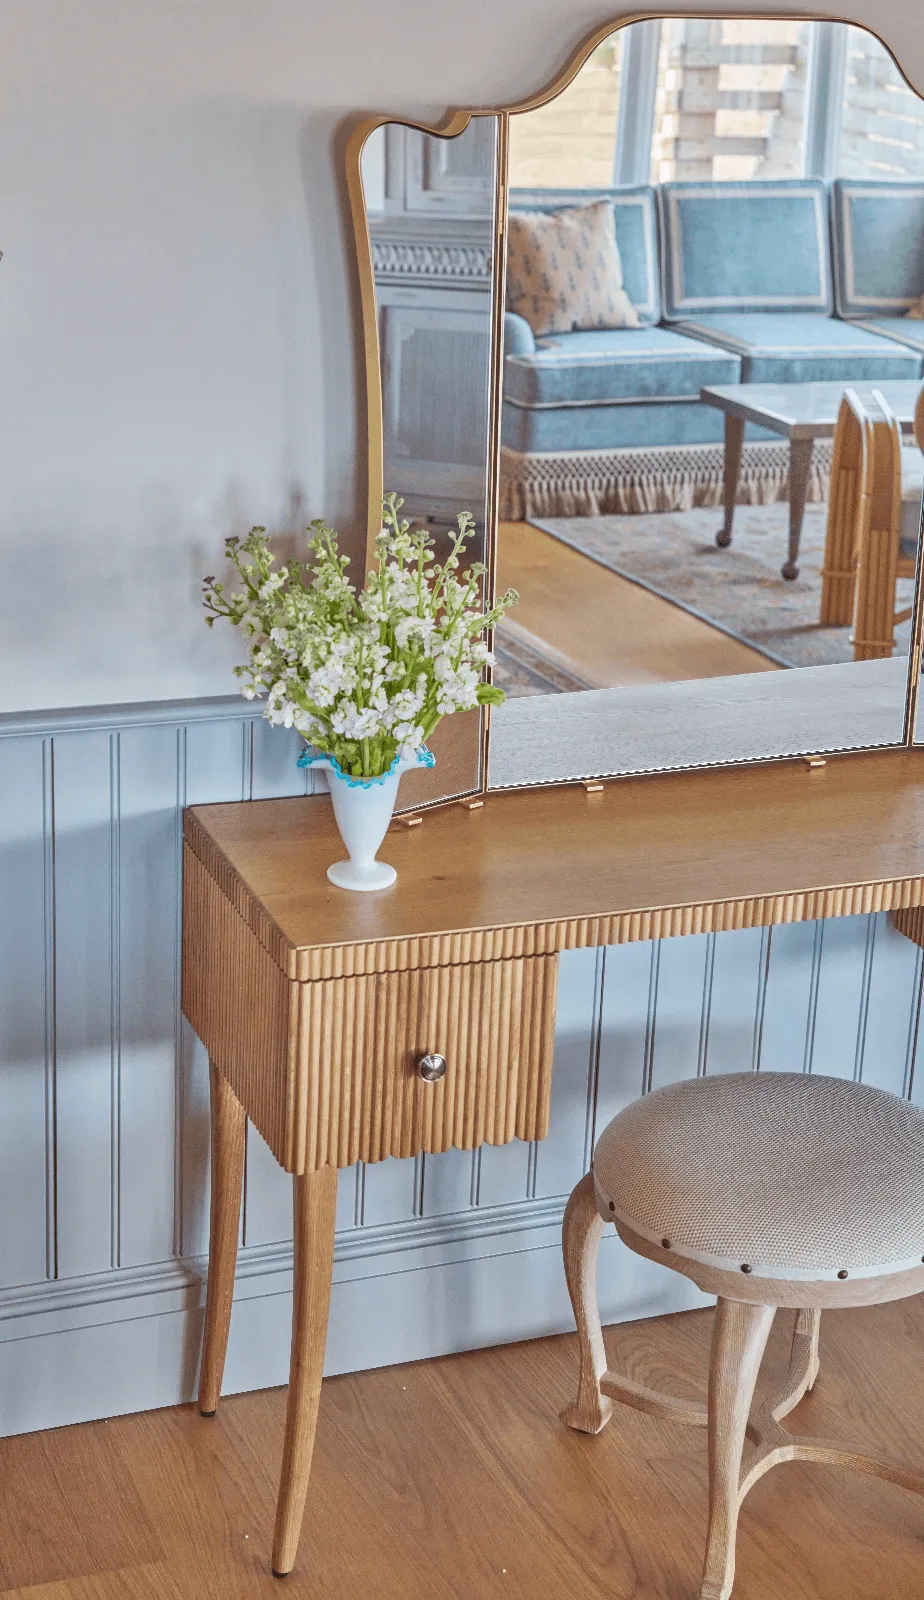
819 386 924 660
562 1073 924 1600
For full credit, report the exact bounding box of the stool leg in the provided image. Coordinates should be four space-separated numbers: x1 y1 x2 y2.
794 1308 821 1392
560 1170 613 1435
198 1062 246 1417
272 1166 338 1577
700 1299 775 1600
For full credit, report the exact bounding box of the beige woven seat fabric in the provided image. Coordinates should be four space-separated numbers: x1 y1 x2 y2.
593 1072 924 1282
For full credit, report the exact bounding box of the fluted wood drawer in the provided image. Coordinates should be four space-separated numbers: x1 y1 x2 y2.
288 956 559 1171
182 839 558 1172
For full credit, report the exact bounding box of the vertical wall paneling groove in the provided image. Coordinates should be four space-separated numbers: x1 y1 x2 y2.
173 726 188 1260
109 732 121 1267
853 913 879 1081
861 913 924 1097
702 927 766 1077
582 947 606 1172
51 731 115 1279
419 1147 478 1219
697 933 716 1076
758 921 820 1073
802 919 827 1072
647 933 712 1091
476 1124 531 1209
361 1152 421 1227
751 926 772 1073
42 736 57 1282
595 941 655 1134
117 725 185 1268
808 915 872 1079
0 738 54 1291
1 699 924 1434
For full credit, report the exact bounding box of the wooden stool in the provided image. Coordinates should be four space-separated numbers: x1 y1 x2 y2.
562 1072 924 1600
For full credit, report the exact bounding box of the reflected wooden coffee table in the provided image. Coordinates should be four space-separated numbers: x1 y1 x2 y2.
701 380 922 581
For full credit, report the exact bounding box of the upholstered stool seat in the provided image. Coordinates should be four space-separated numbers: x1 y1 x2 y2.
562 1073 924 1600
594 1072 924 1286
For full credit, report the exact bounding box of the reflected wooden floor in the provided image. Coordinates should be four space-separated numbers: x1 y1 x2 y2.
497 519 779 688
2 1298 924 1597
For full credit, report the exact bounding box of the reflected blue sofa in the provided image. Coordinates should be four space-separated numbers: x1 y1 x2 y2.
501 179 924 519
661 180 919 384
830 179 924 360
503 185 741 458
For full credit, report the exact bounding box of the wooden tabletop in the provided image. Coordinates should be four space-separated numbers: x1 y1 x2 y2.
700 380 922 439
186 748 924 980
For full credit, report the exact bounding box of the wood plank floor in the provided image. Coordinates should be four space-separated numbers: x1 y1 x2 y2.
496 520 778 687
3 1297 924 1598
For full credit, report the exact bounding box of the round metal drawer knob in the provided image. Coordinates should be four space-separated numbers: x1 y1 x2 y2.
416 1052 447 1083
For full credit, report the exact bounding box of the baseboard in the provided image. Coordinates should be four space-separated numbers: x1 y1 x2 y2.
0 1200 708 1437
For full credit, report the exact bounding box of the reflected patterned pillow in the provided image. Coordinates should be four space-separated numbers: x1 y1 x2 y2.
906 294 924 320
506 200 639 337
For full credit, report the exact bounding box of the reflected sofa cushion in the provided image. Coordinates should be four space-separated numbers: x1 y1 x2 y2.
831 181 924 319
506 200 639 337
509 185 661 325
659 180 832 319
501 396 736 453
503 325 740 407
852 317 924 362
502 325 742 452
670 312 922 384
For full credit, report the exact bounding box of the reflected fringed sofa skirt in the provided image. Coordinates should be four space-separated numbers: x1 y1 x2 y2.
499 439 834 522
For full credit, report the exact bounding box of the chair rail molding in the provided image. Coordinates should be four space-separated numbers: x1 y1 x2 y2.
0 695 923 1435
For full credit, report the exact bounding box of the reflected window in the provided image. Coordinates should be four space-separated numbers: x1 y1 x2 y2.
507 37 624 188
837 27 924 180
651 18 811 182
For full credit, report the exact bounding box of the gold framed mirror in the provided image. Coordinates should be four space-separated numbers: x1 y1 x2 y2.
348 15 924 806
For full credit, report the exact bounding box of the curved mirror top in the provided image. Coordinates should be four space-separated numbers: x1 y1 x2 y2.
351 19 924 798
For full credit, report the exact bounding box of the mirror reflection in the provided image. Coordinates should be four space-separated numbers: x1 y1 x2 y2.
360 115 499 801
490 18 924 786
361 116 497 556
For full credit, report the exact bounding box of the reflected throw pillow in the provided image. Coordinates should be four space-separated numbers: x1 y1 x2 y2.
906 293 924 320
506 200 639 337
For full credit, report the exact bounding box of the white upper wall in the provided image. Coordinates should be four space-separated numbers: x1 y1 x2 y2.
1 1 922 712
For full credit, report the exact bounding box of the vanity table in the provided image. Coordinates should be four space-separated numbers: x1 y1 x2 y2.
178 14 924 1577
182 747 924 1575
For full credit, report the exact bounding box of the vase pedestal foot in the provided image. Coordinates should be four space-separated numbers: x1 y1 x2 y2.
327 859 397 892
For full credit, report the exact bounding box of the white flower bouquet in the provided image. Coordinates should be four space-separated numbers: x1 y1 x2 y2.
203 494 518 781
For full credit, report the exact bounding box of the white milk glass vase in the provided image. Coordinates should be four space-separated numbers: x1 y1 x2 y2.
296 745 435 891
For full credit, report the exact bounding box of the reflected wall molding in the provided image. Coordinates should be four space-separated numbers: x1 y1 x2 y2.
371 237 492 285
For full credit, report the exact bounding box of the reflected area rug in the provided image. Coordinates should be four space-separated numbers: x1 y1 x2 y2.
531 505 915 669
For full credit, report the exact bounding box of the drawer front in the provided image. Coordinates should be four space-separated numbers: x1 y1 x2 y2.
290 954 559 1172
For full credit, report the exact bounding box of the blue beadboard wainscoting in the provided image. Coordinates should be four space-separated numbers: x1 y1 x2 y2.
1 696 923 1435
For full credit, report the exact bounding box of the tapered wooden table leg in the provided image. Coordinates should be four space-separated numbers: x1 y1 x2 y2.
198 1062 247 1417
272 1165 339 1578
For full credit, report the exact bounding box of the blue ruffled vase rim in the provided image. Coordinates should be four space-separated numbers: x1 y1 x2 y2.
296 743 435 789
